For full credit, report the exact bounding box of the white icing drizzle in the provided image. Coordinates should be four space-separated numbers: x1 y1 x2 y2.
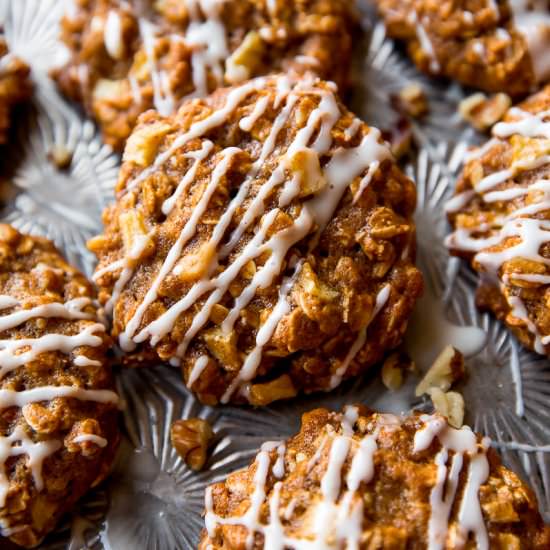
125 78 266 193
414 415 490 550
128 75 142 104
353 160 379 204
74 355 102 367
344 118 362 141
261 441 286 479
205 410 394 549
329 284 390 389
99 0 231 107
0 285 117 508
463 10 474 24
188 354 210 388
488 0 501 16
0 296 105 379
162 140 214 215
139 19 175 116
0 525 26 537
446 106 550 353
306 434 328 472
508 0 550 83
0 298 93 333
0 425 61 507
464 137 500 162
444 189 476 214
0 386 119 407
72 434 108 447
104 10 124 60
239 96 270 132
408 11 440 72
0 322 105 379
104 76 391 399
493 108 550 139
294 55 321 68
220 261 304 403
0 296 18 310
184 0 229 98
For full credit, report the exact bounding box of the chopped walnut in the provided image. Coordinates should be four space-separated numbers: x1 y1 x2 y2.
174 241 216 282
22 403 62 434
428 388 465 428
203 326 241 371
170 417 214 471
225 31 264 84
293 262 339 325
482 498 520 523
119 210 154 263
381 352 414 391
415 346 465 397
248 374 297 406
496 532 521 550
459 92 512 132
284 148 326 198
394 83 429 118
93 78 127 102
385 119 413 160
65 419 106 457
123 121 172 166
48 144 73 170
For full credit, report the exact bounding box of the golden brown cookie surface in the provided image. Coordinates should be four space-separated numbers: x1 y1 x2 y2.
89 74 422 406
375 0 550 96
446 84 550 356
201 407 550 549
0 37 31 144
53 0 355 150
0 224 119 548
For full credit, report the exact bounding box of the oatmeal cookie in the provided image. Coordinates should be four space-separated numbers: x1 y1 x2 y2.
0 224 119 548
201 406 550 549
446 84 550 356
53 0 356 151
375 0 550 96
89 74 422 406
0 37 31 144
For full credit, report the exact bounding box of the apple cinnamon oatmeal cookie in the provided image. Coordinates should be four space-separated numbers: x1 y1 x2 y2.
0 37 31 144
89 74 422 406
446 84 550 356
375 0 550 96
200 406 550 549
0 224 119 548
53 0 356 151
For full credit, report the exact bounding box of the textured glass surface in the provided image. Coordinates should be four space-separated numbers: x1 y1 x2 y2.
0 1 549 547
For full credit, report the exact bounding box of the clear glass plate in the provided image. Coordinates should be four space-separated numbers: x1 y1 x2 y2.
1 0 549 547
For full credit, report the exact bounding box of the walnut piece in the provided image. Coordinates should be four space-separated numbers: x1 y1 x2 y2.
459 92 512 132
428 388 465 428
386 119 413 160
123 121 172 166
394 83 429 118
170 418 214 471
381 352 413 391
119 210 154 263
415 346 465 397
48 144 73 170
225 31 264 84
248 374 297 406
284 148 327 198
